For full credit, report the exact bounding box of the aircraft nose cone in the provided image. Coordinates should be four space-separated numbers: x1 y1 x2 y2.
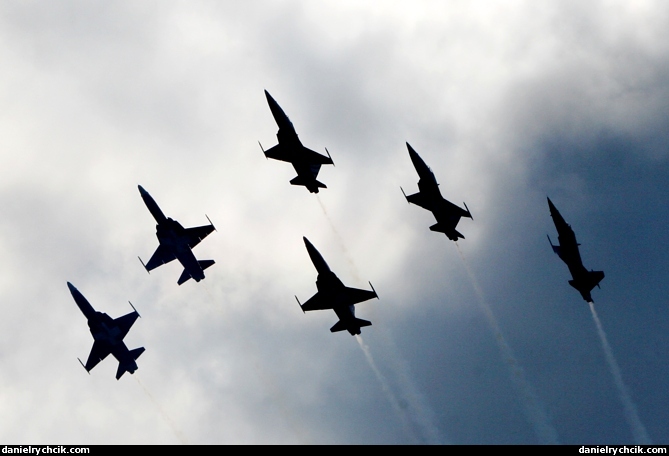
547 197 558 214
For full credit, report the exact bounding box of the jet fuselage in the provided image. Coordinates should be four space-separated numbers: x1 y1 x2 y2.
315 271 364 335
139 185 212 283
547 198 604 302
301 237 376 336
68 282 143 379
404 143 472 241
155 218 205 282
263 91 333 193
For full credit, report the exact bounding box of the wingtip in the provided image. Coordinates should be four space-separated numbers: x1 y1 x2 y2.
206 214 216 231
138 256 150 274
295 295 304 313
369 281 379 299
129 301 140 317
77 358 90 374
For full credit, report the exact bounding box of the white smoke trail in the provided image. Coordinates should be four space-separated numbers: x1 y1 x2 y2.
588 302 652 444
316 196 363 285
134 375 190 444
455 242 560 445
355 335 421 444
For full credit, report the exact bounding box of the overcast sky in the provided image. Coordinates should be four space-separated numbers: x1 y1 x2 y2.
1 0 668 445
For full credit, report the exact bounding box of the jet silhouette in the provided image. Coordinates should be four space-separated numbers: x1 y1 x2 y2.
297 237 378 336
138 185 215 285
259 90 334 193
68 282 144 380
547 197 604 302
401 143 472 241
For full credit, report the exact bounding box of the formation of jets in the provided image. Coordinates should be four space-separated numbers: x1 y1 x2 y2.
68 90 604 379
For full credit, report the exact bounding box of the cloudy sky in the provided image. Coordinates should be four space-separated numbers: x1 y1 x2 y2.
1 0 668 445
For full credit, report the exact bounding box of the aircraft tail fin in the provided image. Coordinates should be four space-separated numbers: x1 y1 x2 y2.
330 318 372 335
115 347 144 380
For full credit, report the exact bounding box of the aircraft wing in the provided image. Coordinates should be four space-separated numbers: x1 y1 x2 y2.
263 144 292 162
185 224 215 249
300 147 334 165
344 287 378 305
114 311 140 340
301 292 333 311
144 245 177 271
441 198 471 218
84 341 111 372
406 191 432 211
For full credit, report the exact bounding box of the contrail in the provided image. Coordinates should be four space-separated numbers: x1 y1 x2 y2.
355 335 421 444
455 242 560 445
588 302 652 444
316 196 363 285
134 375 190 444
316 197 444 442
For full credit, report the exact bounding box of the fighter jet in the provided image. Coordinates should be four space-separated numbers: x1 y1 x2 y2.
68 282 144 380
259 90 334 193
401 143 473 241
547 197 604 303
296 237 379 336
138 185 216 285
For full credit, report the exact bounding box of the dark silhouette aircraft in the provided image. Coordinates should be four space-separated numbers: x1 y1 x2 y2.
259 90 334 193
138 185 215 285
68 282 144 380
401 143 472 241
547 197 604 302
296 237 378 335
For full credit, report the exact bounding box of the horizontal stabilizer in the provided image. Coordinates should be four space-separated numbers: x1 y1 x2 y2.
330 318 372 335
115 347 144 380
198 259 215 271
429 223 464 240
569 270 604 303
588 270 605 288
429 222 446 233
330 320 348 333
290 176 326 189
178 269 192 285
130 347 145 361
356 318 372 328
